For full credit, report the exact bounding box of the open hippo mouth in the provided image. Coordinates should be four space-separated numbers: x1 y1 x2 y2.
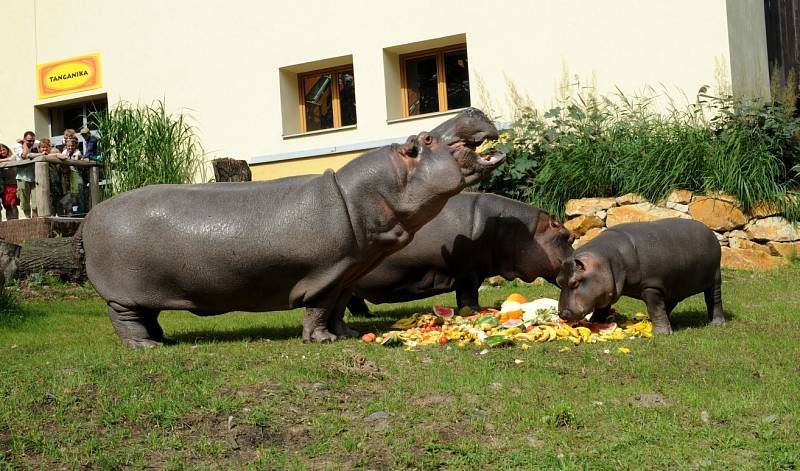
430 107 507 186
449 137 506 184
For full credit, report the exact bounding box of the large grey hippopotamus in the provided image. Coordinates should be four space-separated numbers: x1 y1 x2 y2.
556 218 725 334
78 108 506 347
347 193 574 315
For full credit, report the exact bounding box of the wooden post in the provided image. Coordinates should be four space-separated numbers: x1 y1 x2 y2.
34 162 52 218
90 166 100 209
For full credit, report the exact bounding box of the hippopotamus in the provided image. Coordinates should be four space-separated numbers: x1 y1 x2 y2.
346 193 574 316
78 108 505 347
556 218 725 334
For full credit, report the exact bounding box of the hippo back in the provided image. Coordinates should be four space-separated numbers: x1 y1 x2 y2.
82 172 356 312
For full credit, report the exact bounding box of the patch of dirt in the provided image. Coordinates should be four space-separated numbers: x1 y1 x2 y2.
0 427 11 454
324 352 384 379
412 395 452 408
629 393 669 407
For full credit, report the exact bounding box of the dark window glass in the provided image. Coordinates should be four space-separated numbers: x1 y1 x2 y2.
338 70 357 126
444 50 470 110
404 55 439 116
303 73 333 132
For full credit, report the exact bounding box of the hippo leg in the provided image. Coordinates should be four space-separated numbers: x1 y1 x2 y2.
455 275 481 312
346 296 374 317
327 292 360 339
107 302 174 348
705 269 725 325
641 288 672 334
589 306 611 323
303 307 338 342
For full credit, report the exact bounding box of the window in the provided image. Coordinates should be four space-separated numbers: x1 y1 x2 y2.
298 66 356 133
401 45 470 117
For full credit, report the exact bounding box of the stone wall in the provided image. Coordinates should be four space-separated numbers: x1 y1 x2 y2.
564 191 799 271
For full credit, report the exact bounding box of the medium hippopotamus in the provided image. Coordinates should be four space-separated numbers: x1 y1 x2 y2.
556 218 725 334
346 193 574 316
79 108 506 347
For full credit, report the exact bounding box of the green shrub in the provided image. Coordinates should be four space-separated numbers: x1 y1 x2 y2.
89 100 206 196
481 85 800 220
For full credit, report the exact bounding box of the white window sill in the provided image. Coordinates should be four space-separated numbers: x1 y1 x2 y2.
386 108 466 125
283 124 357 140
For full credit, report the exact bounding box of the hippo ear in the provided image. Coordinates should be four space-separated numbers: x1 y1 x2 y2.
399 136 419 158
574 258 585 272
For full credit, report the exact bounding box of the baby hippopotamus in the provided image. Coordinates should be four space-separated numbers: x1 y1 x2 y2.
556 218 724 334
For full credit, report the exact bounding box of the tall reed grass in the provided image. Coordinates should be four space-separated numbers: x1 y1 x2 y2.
481 84 800 221
89 101 206 196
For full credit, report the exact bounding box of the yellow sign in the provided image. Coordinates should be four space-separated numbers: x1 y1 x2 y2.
37 53 102 99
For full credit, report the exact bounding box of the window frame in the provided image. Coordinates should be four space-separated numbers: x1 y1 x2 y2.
399 44 469 118
297 65 356 133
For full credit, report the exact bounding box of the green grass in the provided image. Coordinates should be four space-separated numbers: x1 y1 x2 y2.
1 265 799 470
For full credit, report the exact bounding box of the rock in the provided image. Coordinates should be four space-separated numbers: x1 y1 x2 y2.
615 193 646 206
564 197 617 217
728 238 771 254
364 411 391 422
596 210 607 221
564 215 604 237
748 201 780 219
573 227 604 249
714 232 728 246
667 189 693 205
665 202 689 213
688 197 747 232
724 229 748 239
703 191 738 204
744 217 799 242
766 241 800 258
721 247 787 271
605 203 689 227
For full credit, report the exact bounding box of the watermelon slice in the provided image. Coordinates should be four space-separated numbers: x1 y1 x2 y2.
583 322 617 335
433 305 455 319
502 318 524 329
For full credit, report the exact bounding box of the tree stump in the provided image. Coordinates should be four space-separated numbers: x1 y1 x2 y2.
0 241 22 288
212 158 252 182
16 237 85 281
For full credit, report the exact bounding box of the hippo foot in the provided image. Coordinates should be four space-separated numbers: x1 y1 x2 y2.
303 327 338 343
709 317 726 326
652 323 673 335
122 337 169 349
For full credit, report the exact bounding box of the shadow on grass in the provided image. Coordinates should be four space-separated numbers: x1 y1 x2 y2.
670 308 736 331
172 312 410 344
0 291 43 328
173 325 303 343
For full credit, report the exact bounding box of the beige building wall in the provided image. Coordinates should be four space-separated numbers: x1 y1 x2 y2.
0 0 769 180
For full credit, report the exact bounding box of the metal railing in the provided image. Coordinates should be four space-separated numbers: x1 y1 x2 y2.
0 156 103 218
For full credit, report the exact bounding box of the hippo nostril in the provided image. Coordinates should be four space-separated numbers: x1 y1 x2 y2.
560 309 573 320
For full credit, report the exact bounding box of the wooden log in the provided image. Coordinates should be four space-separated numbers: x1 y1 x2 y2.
212 158 252 182
0 241 22 287
15 237 85 281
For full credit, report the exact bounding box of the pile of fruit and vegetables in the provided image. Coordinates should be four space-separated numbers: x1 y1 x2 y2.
361 293 653 349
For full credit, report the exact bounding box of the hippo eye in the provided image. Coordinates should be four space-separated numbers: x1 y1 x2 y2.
422 134 433 146
569 279 580 289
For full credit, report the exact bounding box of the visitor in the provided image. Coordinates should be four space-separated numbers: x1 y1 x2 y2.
14 131 38 218
79 126 99 160
61 138 86 216
0 144 18 221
